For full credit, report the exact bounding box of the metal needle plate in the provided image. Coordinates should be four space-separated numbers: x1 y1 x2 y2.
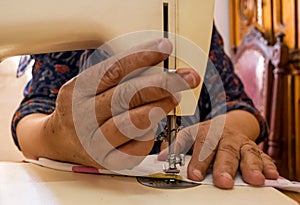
136 177 200 189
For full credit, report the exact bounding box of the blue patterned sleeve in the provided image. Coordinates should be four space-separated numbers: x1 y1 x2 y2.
11 51 90 149
198 25 268 144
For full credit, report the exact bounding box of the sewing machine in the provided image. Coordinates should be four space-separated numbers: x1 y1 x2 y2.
0 0 214 188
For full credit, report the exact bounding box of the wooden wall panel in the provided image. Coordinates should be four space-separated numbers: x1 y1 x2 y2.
273 0 298 48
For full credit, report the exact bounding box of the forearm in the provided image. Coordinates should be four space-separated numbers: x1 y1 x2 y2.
16 113 50 159
16 113 101 168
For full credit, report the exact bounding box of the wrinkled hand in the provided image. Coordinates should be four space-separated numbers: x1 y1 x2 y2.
158 115 279 189
50 39 200 170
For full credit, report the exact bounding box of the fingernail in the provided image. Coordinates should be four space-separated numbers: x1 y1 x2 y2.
177 70 198 88
192 169 204 181
158 39 173 54
172 93 181 103
220 172 232 180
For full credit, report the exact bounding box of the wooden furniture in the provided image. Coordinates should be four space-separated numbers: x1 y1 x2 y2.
270 39 300 180
231 27 276 154
229 0 299 51
230 0 300 181
232 27 274 129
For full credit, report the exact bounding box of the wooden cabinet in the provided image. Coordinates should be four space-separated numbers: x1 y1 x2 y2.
272 0 298 48
230 0 300 181
229 0 273 53
230 0 298 51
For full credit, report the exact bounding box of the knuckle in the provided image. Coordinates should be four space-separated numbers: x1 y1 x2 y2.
261 152 272 161
153 73 168 89
241 144 256 153
114 83 136 112
218 141 240 160
241 144 262 159
261 153 277 168
216 159 237 173
102 62 124 85
58 82 73 100
130 87 173 108
240 145 264 170
241 157 263 169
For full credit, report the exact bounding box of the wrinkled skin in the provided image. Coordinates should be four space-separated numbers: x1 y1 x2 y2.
17 38 200 170
158 113 279 189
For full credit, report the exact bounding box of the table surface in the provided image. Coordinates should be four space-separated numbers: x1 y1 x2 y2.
0 161 298 205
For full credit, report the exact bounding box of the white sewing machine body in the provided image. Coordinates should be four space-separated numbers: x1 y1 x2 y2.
0 0 215 116
0 0 214 60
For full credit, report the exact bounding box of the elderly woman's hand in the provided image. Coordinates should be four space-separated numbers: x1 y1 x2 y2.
43 38 200 170
158 111 279 189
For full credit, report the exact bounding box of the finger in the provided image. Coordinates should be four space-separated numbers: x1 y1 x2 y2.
212 138 240 189
188 139 217 181
101 130 155 170
185 117 225 182
261 152 279 179
117 136 154 157
95 68 200 124
239 144 265 186
100 96 178 149
188 149 216 182
127 68 200 109
85 96 176 169
74 38 173 96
